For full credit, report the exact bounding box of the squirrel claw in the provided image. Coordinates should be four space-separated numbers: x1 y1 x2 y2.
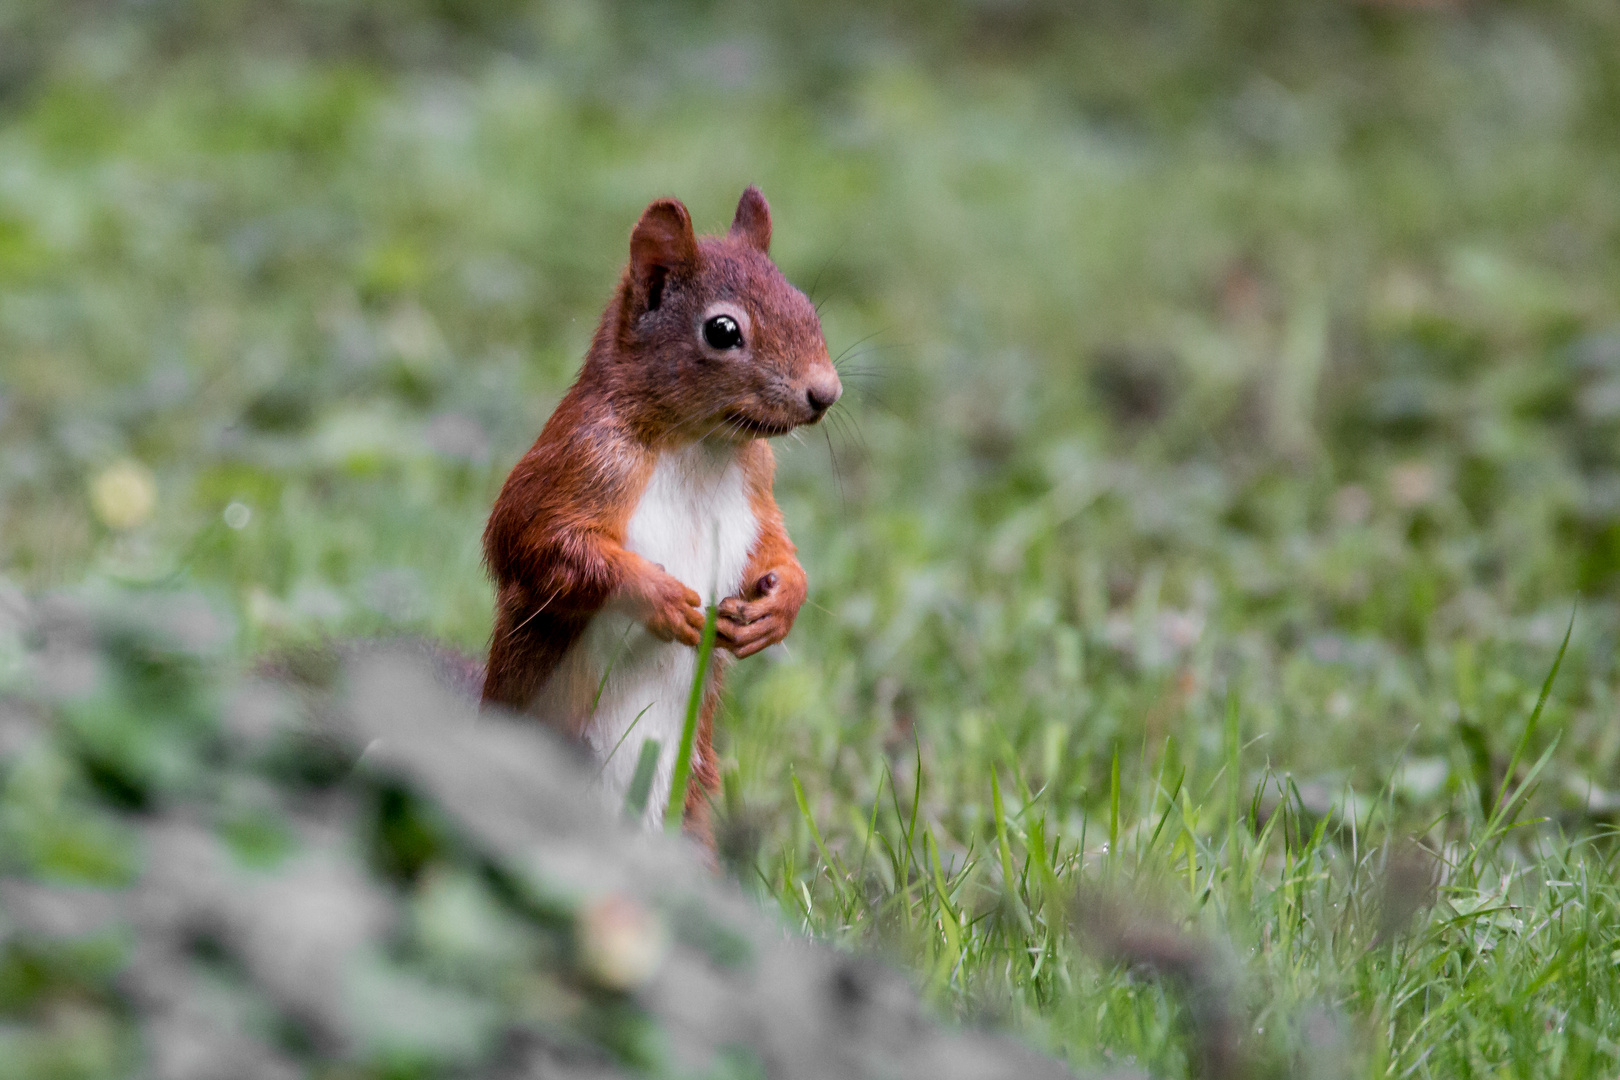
717 564 801 656
716 611 786 658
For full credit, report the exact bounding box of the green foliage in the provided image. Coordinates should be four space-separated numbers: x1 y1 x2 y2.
4 1 1620 1075
668 603 719 831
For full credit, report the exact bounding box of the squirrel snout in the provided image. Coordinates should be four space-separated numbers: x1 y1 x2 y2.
806 375 842 416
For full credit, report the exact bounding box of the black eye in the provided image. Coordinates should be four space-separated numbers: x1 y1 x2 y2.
703 314 744 350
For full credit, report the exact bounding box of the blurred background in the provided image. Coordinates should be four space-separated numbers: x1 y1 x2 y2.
3 0 1620 1008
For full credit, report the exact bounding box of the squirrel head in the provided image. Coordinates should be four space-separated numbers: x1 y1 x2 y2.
603 187 841 445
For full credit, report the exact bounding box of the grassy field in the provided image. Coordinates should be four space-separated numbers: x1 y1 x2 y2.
4 1 1620 1075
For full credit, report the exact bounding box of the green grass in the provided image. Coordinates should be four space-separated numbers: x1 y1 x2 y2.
5 1 1620 1075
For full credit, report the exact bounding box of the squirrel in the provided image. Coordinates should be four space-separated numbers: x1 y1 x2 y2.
481 187 840 843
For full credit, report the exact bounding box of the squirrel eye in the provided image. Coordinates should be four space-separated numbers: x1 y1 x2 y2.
702 314 744 350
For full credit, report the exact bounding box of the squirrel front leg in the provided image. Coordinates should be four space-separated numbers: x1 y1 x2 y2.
484 528 705 711
607 546 708 646
512 532 707 646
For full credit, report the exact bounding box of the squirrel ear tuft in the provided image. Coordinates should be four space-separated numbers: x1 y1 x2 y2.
629 198 698 312
729 186 772 254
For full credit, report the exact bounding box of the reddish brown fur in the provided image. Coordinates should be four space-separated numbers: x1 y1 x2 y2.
482 188 838 841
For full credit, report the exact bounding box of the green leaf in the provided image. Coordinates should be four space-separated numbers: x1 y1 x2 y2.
665 603 719 832
624 739 661 823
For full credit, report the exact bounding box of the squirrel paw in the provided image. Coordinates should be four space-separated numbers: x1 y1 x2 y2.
635 572 705 647
716 570 802 658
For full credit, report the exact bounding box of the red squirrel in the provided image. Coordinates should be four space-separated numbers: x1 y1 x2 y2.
482 187 840 841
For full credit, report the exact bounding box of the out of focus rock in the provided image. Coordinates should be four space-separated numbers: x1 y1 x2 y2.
0 589 1083 1079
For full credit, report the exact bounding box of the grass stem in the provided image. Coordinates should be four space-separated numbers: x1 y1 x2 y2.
665 602 718 832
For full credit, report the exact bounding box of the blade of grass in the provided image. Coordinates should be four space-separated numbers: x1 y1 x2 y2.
1180 784 1198 896
1108 743 1121 863
793 768 848 892
1489 603 1574 825
590 623 634 714
1026 814 1060 923
908 730 924 860
893 729 923 887
1486 741 1561 843
885 762 918 930
856 768 885 885
991 767 1033 934
926 829 963 984
1147 768 1186 852
623 738 662 822
1245 777 1285 900
1224 692 1240 845
596 701 654 777
664 602 719 832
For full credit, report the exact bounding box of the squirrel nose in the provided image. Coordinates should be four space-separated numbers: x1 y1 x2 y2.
806 376 842 415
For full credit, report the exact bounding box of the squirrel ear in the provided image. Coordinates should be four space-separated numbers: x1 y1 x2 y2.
629 198 698 313
728 186 772 254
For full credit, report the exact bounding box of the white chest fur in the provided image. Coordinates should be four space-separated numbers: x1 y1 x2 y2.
537 442 759 829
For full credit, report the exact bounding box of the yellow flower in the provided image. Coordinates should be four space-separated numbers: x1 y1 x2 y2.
89 460 157 531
